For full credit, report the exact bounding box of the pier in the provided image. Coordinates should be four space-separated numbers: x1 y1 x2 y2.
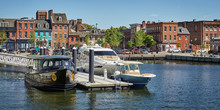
75 72 132 90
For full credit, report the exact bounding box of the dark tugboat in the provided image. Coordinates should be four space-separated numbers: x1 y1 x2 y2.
25 55 77 91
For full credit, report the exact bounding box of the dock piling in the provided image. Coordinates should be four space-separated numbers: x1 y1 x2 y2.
89 49 95 83
72 47 77 73
62 47 65 55
43 47 46 55
40 47 43 55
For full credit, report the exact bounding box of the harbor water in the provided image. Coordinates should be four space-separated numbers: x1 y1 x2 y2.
0 61 220 109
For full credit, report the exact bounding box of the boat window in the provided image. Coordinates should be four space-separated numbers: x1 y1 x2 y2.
94 51 117 56
129 64 138 70
125 65 129 70
42 60 48 68
55 60 62 66
48 61 53 67
63 60 70 66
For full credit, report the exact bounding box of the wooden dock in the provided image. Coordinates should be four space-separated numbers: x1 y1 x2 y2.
75 72 133 90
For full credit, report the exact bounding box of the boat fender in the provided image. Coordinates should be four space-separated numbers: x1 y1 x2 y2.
52 73 57 81
72 71 74 80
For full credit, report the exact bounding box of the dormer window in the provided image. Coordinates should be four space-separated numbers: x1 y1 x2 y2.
38 23 41 28
46 23 49 29
58 16 62 21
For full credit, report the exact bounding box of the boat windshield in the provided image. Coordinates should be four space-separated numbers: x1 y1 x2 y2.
94 51 117 56
129 64 139 70
41 59 73 70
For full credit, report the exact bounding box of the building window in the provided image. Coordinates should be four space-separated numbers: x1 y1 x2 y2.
59 33 62 39
174 26 176 32
169 35 172 40
43 32 46 37
62 43 65 47
169 26 171 32
179 36 181 40
195 25 197 32
185 44 187 49
59 25 62 30
214 26 217 31
59 16 62 21
205 25 208 31
55 33 57 39
205 34 209 40
210 26 213 31
64 33 67 39
38 32 40 36
12 32 15 37
164 35 167 40
54 25 57 30
185 35 187 40
25 32 27 38
30 24 33 29
76 37 78 41
54 43 56 48
164 26 167 32
214 34 217 38
174 35 176 40
19 23 22 29
64 25 67 30
19 32 21 38
46 23 49 29
80 38 83 42
49 32 51 37
38 23 41 28
71 37 73 41
49 41 51 47
210 34 213 39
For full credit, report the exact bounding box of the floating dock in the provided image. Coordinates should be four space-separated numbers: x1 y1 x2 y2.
75 72 133 90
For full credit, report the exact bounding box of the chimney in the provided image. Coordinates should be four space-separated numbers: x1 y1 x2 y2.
147 21 151 24
77 19 82 24
73 20 77 25
142 21 146 28
193 19 196 22
48 9 53 20
184 22 186 28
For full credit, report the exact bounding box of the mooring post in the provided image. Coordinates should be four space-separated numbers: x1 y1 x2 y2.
43 47 46 55
40 47 43 55
141 54 143 61
89 49 94 83
72 47 77 73
62 47 65 55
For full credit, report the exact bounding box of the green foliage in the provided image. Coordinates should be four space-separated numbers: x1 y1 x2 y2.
134 30 145 47
127 40 134 48
176 42 181 47
104 27 124 48
201 43 206 49
85 24 95 29
143 35 156 47
0 30 7 46
28 30 36 46
117 26 128 31
75 43 80 48
85 34 90 45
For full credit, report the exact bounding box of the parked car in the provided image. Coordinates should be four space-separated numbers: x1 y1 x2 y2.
133 49 142 54
53 49 61 55
182 48 193 53
168 48 181 53
8 49 15 54
115 48 122 54
20 48 26 53
140 49 148 54
121 49 132 54
31 50 38 55
198 49 207 53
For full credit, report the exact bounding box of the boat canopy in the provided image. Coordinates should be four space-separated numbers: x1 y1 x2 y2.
121 61 143 65
28 55 70 60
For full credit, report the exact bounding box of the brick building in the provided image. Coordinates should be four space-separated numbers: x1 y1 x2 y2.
121 29 131 48
179 19 220 51
177 27 190 50
0 19 17 50
146 21 178 51
130 21 146 40
36 10 47 20
16 17 35 51
48 10 69 49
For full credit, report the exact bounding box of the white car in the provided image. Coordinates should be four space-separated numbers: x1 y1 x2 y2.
198 49 206 53
170 48 181 53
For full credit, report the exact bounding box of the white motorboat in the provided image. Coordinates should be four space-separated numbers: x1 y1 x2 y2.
113 61 156 88
77 44 122 77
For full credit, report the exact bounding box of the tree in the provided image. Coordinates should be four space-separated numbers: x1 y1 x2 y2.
85 24 95 29
104 27 124 49
176 42 181 48
201 43 206 49
57 33 65 48
0 30 7 47
143 35 155 47
134 30 145 47
28 30 36 47
85 34 90 45
127 40 134 48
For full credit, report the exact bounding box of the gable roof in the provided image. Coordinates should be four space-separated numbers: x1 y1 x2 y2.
178 27 190 35
35 20 52 31
0 19 17 27
51 13 68 24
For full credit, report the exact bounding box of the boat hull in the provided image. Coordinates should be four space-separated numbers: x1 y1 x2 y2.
25 69 77 91
115 74 151 88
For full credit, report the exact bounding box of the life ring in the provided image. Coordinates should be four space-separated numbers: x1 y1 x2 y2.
52 73 57 81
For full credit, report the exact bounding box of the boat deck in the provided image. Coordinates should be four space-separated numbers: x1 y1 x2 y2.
75 72 133 90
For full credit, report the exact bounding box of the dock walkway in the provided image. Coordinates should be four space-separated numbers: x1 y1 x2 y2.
75 72 132 90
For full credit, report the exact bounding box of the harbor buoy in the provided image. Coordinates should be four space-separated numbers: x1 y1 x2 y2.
52 73 57 81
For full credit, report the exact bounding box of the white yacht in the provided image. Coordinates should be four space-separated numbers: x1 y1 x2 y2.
77 44 122 77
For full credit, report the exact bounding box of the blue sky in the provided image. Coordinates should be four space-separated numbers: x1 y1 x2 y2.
1 0 220 29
